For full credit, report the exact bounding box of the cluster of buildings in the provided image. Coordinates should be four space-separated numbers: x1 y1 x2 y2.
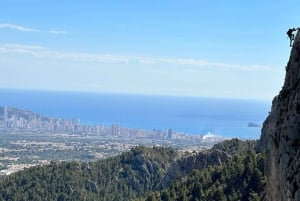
0 106 210 140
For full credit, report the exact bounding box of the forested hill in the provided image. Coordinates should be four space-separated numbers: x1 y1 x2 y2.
0 140 266 201
144 147 265 201
0 146 178 201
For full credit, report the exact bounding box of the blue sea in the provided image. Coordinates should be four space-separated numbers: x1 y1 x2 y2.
0 89 271 139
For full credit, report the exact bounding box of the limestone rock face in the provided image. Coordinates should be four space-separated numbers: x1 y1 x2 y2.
161 149 229 188
260 31 300 201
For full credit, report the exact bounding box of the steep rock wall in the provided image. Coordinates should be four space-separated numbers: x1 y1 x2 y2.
260 31 300 201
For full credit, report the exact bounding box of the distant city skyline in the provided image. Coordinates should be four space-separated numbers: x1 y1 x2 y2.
0 1 299 100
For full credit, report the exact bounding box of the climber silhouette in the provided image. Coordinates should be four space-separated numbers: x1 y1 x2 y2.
287 28 297 47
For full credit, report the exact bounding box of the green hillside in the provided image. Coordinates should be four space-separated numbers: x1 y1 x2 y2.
143 150 265 201
0 140 266 201
0 146 177 201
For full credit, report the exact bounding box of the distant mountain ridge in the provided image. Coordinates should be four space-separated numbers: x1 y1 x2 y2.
0 105 77 131
0 106 50 121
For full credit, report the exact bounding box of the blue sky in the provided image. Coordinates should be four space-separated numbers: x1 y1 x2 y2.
0 1 298 100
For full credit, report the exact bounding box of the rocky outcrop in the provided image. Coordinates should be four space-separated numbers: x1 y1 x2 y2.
260 30 300 201
161 149 229 188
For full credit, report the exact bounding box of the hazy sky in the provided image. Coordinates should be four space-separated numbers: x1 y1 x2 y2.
0 1 298 100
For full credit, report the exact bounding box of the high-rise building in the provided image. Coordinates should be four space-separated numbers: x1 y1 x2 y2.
4 106 7 121
167 129 173 139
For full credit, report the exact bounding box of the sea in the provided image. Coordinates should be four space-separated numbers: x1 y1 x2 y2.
0 89 271 139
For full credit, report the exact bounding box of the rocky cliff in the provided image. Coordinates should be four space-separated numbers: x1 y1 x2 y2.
260 30 300 201
161 149 229 188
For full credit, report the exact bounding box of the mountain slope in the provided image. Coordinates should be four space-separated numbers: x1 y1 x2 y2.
143 140 266 201
0 146 177 201
145 152 265 201
0 139 262 201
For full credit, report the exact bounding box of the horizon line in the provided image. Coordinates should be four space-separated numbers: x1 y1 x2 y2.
0 87 272 102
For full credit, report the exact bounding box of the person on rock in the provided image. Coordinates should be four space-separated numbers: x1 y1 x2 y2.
287 28 297 47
